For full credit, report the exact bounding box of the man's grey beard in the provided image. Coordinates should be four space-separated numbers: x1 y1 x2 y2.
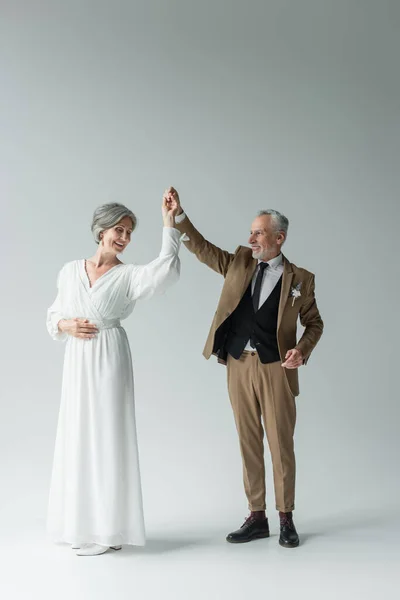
251 249 268 260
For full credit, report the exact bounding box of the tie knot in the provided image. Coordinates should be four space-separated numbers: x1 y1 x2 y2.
259 262 269 271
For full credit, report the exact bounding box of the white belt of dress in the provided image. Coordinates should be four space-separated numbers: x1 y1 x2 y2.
94 319 121 330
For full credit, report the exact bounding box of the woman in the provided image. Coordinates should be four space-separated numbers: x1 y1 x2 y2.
46 189 181 556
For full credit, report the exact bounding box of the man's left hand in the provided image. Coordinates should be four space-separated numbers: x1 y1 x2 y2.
281 348 303 369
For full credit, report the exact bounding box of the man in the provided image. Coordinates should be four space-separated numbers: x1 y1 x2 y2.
164 187 323 548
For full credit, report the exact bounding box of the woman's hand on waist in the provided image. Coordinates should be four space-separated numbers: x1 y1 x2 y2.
58 318 98 339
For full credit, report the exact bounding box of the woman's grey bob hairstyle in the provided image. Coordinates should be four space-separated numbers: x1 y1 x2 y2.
91 203 137 244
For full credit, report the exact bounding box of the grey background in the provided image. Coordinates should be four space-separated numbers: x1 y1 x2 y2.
1 1 399 599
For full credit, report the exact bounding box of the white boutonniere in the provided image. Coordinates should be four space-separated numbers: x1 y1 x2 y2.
290 282 302 306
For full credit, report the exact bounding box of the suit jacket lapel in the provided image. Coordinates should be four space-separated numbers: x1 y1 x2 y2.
242 256 258 297
219 255 256 324
277 255 293 330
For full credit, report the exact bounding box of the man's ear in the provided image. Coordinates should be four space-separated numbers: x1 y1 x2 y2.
277 232 285 246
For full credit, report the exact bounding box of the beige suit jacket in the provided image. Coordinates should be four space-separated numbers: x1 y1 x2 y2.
175 215 324 397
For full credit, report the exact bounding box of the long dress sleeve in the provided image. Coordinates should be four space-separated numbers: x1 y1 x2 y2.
127 227 182 301
46 266 68 342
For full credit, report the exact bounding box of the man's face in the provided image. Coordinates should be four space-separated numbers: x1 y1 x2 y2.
248 215 285 261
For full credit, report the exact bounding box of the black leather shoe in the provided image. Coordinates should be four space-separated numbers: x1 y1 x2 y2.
226 516 270 544
279 515 299 548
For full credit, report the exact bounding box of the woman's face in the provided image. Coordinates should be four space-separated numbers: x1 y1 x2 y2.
100 216 133 255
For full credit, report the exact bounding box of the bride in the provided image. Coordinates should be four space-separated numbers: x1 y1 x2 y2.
46 188 181 556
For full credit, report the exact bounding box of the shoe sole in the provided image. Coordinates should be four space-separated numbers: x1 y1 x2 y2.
75 545 122 556
226 532 270 544
72 545 122 550
279 539 299 548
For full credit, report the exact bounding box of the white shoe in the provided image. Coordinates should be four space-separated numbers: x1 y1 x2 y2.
76 544 122 556
71 544 81 550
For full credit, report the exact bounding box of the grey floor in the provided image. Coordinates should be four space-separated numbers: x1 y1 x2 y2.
1 507 397 600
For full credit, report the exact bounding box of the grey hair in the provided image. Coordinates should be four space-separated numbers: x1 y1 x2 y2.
91 202 137 244
258 209 289 238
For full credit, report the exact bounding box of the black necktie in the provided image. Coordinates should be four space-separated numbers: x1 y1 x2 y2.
252 262 269 312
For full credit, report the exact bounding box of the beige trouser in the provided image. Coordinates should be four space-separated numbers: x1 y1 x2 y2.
227 351 297 512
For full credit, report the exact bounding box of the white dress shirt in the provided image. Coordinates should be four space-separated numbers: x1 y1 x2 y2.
175 211 283 351
175 212 187 225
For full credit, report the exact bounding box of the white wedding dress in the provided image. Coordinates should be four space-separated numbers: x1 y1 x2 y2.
46 227 181 547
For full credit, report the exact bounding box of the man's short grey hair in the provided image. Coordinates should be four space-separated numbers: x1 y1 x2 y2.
91 203 137 244
258 209 289 237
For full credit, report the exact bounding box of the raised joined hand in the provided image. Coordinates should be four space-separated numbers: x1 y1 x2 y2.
162 187 182 226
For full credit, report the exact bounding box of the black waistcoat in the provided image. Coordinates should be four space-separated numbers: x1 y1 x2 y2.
225 275 282 363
